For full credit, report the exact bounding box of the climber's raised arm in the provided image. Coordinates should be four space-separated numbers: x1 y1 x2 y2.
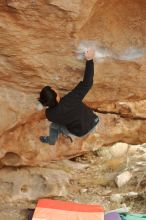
64 48 95 101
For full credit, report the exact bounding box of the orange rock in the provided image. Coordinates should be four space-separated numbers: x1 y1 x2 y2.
0 0 145 166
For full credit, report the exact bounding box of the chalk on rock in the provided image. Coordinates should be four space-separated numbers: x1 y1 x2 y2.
76 41 145 62
119 48 145 61
76 40 112 61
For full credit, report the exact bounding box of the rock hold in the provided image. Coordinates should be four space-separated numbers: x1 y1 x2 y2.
115 171 132 188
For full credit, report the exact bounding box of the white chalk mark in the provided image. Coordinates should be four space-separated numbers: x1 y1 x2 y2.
76 40 145 62
76 40 112 62
119 48 145 61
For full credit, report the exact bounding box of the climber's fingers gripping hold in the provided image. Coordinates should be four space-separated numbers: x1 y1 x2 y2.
85 48 95 60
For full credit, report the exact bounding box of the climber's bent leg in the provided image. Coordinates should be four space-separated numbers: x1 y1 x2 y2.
40 123 61 145
60 125 74 143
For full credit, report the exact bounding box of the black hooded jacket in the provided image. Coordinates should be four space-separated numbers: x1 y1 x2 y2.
45 59 98 136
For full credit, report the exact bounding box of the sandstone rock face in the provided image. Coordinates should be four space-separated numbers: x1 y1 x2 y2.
0 1 146 218
0 113 145 166
0 0 146 166
0 0 146 165
0 166 70 202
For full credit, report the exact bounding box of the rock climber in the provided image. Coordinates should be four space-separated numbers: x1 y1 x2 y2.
38 48 99 145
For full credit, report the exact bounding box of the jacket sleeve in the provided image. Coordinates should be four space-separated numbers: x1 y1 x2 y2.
64 59 94 101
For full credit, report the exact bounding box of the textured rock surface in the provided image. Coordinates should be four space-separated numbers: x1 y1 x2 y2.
0 143 146 220
0 0 146 218
0 166 70 202
0 112 145 166
0 0 146 165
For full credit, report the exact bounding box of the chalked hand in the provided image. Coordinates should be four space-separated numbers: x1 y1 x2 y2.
85 48 95 60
